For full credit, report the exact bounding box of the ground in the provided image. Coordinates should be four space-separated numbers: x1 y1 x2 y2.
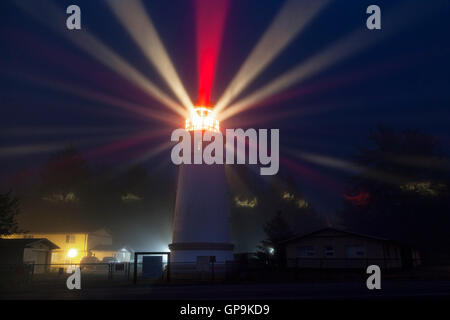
2 280 450 300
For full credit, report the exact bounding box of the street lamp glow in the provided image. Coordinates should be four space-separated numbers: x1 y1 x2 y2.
67 248 78 258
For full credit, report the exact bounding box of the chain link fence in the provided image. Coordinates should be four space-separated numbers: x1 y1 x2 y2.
1 258 449 290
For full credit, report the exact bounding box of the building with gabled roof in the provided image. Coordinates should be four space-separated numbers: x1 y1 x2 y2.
3 227 112 265
280 227 421 269
0 238 59 273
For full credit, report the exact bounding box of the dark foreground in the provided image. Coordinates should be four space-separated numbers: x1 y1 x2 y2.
2 280 450 300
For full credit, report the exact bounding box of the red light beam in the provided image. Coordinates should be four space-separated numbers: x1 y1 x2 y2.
195 0 230 105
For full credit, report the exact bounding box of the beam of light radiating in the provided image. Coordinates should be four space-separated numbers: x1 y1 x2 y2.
229 49 420 119
0 134 128 158
215 0 329 113
195 0 230 105
116 141 173 171
106 0 193 111
390 155 450 172
15 0 186 118
1 126 136 137
83 129 169 160
225 102 338 129
224 165 253 195
220 1 438 121
284 148 405 185
223 44 434 128
0 143 69 158
4 70 179 126
280 156 343 191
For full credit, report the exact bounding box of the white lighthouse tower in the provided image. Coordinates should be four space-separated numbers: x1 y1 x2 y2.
169 107 234 264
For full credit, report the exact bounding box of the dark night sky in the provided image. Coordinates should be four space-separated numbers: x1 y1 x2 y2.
1 0 450 215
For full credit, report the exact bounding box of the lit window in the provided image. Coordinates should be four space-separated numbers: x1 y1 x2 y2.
66 234 76 243
51 252 59 262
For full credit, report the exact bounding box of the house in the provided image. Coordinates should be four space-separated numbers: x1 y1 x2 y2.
281 227 421 269
0 238 59 273
3 227 112 265
90 245 134 263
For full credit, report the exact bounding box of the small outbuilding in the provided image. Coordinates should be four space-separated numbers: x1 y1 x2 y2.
0 238 59 273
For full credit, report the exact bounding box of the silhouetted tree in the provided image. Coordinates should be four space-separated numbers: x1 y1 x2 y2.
263 210 294 243
265 171 324 235
40 144 90 198
0 191 21 235
257 210 293 266
229 164 324 252
340 126 450 260
228 165 265 252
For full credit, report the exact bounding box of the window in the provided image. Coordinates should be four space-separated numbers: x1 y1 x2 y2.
51 252 59 262
324 246 334 257
345 245 365 258
66 234 76 243
297 246 315 257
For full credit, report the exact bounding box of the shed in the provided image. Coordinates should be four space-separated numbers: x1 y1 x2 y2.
0 238 59 273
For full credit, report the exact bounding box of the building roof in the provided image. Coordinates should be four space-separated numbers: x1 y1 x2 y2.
90 244 133 252
0 238 60 249
16 226 111 236
280 227 390 244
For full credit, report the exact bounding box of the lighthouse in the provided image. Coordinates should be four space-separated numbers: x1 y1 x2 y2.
169 106 234 264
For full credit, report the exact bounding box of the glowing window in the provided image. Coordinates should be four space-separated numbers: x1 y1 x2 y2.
66 234 76 243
